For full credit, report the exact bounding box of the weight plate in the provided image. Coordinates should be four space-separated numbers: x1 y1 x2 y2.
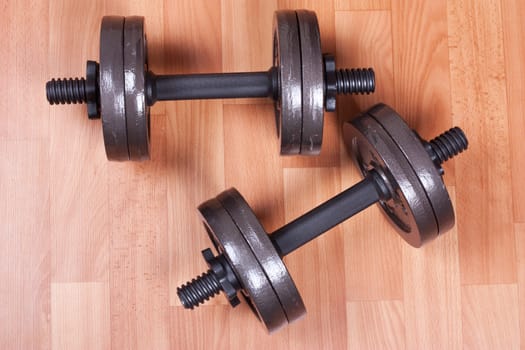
100 16 129 161
123 17 151 161
273 10 303 155
217 189 306 324
367 104 454 234
198 198 288 333
296 10 324 155
343 112 438 247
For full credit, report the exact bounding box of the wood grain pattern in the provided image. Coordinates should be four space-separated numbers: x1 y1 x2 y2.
170 305 231 349
346 300 405 350
224 104 285 233
501 0 525 223
221 0 276 105
1 0 523 348
49 0 108 283
0 140 50 349
4 0 49 139
402 188 462 349
51 283 110 350
335 0 390 11
448 0 516 285
108 116 169 349
516 223 525 347
229 303 290 349
461 284 520 349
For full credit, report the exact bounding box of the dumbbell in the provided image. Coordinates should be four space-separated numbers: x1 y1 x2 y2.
176 103 468 333
45 10 375 161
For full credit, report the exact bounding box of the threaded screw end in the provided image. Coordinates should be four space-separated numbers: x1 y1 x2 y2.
177 270 222 309
46 78 87 105
429 127 468 164
335 68 375 95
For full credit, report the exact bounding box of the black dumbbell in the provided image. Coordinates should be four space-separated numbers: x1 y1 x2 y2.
175 104 468 333
45 10 375 161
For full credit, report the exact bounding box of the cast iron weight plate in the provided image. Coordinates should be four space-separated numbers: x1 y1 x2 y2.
273 10 303 155
296 10 324 155
217 189 306 324
344 112 438 247
123 16 151 161
366 104 455 234
100 16 129 161
198 198 289 333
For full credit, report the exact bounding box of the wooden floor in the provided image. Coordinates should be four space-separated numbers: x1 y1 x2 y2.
1 0 524 349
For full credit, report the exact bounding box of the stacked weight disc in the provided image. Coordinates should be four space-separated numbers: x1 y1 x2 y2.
343 104 455 247
100 16 150 161
198 189 306 333
273 10 324 155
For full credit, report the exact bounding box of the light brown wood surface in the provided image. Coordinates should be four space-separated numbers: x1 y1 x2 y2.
1 0 523 349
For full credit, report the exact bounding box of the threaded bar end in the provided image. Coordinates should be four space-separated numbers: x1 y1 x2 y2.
429 127 468 164
335 68 375 95
177 270 222 309
46 78 87 105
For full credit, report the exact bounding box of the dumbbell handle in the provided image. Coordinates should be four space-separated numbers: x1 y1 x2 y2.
270 173 385 256
147 68 278 104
